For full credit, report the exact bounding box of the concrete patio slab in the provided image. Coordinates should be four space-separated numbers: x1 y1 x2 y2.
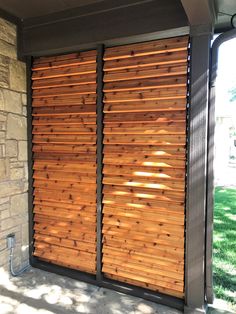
0 267 182 314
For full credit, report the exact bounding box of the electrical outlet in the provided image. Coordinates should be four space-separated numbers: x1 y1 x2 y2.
7 234 15 249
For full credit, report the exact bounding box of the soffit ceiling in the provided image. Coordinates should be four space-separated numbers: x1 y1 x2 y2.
0 0 105 19
0 0 236 32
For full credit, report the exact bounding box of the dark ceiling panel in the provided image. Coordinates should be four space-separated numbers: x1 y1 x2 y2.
0 0 105 19
22 0 188 56
215 0 236 31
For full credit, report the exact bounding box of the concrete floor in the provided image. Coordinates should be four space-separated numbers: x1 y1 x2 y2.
0 267 182 314
0 267 234 314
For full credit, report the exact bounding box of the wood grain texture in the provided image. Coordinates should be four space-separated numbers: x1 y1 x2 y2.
102 36 188 297
32 50 97 274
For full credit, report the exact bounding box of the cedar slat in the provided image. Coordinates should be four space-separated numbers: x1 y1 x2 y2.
33 153 96 162
104 50 188 71
33 199 95 211
32 63 96 80
103 185 185 202
33 83 96 98
32 93 97 107
34 234 96 253
103 145 186 156
103 255 183 280
103 134 186 145
104 111 186 123
33 115 96 125
103 75 187 92
103 174 185 191
104 99 186 113
104 87 187 103
33 124 96 135
33 170 96 183
32 105 96 116
104 36 188 60
33 50 96 67
32 73 97 89
103 205 184 224
103 154 186 168
104 273 184 298
104 63 187 82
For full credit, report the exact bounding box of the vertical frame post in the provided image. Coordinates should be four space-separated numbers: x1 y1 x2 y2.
26 56 35 264
185 33 211 313
96 44 104 282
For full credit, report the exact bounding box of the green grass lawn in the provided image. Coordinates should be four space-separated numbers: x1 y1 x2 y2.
213 187 236 309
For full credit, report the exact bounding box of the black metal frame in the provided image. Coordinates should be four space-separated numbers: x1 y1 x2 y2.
26 56 35 265
24 28 215 312
96 44 104 283
184 32 212 313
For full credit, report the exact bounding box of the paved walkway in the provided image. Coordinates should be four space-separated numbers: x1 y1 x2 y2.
0 267 182 314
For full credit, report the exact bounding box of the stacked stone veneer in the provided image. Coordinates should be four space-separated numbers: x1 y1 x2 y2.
0 18 28 272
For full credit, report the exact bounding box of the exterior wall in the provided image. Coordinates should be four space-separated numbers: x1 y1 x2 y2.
0 17 28 272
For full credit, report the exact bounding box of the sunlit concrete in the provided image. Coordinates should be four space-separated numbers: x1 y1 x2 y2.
0 267 182 314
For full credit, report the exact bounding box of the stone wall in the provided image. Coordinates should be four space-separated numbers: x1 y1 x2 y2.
0 18 28 272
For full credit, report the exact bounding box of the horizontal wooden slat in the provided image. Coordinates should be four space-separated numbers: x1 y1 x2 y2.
33 143 96 154
34 188 96 205
33 160 96 172
103 153 186 167
33 153 96 163
103 205 184 224
33 83 96 98
33 115 96 125
102 178 184 192
104 273 184 298
34 223 96 241
33 124 96 135
32 73 97 89
33 134 96 144
33 50 97 68
104 36 188 60
104 63 187 82
34 234 96 254
102 246 183 268
104 87 187 103
103 75 186 93
103 254 183 280
103 134 186 145
32 105 96 116
103 145 186 157
34 252 96 274
104 99 186 113
32 63 96 80
32 95 97 108
102 228 184 249
34 204 96 219
104 50 188 72
33 170 96 183
34 213 96 228
103 185 185 202
104 110 186 124
33 179 96 193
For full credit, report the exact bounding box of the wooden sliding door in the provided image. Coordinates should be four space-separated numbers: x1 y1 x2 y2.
31 51 97 274
101 36 189 298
